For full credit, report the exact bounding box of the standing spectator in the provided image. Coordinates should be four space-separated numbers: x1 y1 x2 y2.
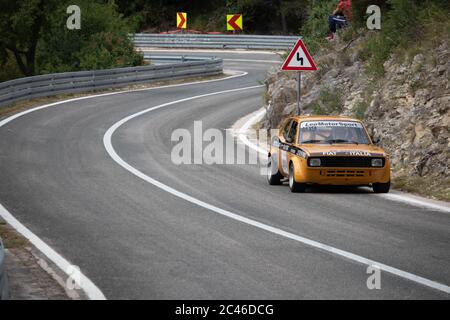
327 0 352 41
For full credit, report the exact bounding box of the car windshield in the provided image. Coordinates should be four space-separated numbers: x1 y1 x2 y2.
299 120 370 144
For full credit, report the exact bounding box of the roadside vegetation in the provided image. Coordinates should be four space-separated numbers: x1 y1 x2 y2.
392 176 450 202
2 0 448 82
311 88 342 115
116 0 310 35
358 0 450 78
300 0 449 75
0 0 334 82
0 0 143 81
0 219 29 249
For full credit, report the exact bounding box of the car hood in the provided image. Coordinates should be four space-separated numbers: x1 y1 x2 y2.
298 144 387 157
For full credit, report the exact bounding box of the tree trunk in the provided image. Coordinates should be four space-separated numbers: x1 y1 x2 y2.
11 50 32 76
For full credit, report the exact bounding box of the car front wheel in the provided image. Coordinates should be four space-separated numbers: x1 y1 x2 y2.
267 154 283 185
289 162 306 193
373 181 390 193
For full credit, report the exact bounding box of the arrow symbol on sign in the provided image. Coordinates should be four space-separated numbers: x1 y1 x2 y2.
177 12 186 29
228 15 242 31
296 53 304 65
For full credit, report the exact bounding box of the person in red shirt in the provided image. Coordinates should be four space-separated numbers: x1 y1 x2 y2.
328 0 352 40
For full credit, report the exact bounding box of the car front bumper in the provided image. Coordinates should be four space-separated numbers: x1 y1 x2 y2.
296 167 390 185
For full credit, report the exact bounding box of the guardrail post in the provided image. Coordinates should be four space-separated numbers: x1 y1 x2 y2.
92 71 95 92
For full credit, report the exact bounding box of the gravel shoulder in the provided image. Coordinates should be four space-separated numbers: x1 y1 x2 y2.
0 212 85 299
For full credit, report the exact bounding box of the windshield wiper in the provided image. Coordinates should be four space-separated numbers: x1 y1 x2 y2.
325 139 359 145
302 139 322 144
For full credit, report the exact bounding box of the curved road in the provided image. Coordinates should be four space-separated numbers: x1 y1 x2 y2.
0 51 449 299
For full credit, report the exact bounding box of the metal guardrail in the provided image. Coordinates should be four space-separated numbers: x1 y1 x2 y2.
143 55 218 65
133 33 299 50
0 32 295 107
0 58 223 108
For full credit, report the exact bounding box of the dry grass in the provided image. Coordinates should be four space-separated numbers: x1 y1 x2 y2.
0 220 29 249
392 175 450 202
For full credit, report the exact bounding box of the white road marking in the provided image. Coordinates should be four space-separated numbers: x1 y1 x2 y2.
224 59 281 64
379 193 450 214
0 71 248 128
239 108 450 214
237 108 268 155
103 87 450 295
0 204 105 300
0 70 249 300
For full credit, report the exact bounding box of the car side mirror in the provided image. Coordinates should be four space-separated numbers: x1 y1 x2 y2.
371 136 380 145
285 136 293 144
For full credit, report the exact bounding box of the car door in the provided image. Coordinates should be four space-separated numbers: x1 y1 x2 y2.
278 119 293 175
285 120 298 173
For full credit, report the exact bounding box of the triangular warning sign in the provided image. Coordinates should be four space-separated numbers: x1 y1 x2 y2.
281 39 317 71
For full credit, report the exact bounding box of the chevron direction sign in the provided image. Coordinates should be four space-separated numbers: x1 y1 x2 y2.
227 14 243 31
177 12 187 29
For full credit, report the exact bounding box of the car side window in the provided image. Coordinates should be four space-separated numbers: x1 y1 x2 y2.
287 121 298 144
282 120 293 141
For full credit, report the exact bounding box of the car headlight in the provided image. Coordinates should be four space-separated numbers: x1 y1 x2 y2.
309 158 321 167
371 158 383 167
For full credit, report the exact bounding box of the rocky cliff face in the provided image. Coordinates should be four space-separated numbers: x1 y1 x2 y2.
262 35 449 198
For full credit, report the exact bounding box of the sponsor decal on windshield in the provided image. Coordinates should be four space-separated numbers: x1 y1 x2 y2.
300 121 363 129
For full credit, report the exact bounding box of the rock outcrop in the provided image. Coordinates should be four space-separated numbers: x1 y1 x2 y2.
263 34 449 185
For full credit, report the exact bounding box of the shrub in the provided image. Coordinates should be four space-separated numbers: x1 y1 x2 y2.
300 0 336 54
0 52 22 82
36 0 143 74
311 88 343 115
361 0 449 77
353 99 369 119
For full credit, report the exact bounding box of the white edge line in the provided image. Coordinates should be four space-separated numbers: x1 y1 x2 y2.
103 87 450 295
379 193 450 213
0 71 248 128
0 204 105 300
0 70 250 300
237 107 268 155
224 59 282 64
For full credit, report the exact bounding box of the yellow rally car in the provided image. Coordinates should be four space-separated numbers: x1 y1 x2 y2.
267 116 390 193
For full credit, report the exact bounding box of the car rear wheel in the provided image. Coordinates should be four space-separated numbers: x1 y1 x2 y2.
267 154 283 185
373 181 390 193
289 162 306 193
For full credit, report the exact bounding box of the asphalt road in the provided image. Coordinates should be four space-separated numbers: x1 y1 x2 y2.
0 51 449 299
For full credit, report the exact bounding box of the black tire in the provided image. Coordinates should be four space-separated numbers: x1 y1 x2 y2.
267 154 283 185
373 181 390 193
289 162 306 193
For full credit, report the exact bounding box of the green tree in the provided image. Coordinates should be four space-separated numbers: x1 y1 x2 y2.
0 0 143 80
37 0 142 73
0 0 57 76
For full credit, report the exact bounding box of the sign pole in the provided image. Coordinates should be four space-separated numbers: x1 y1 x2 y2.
297 71 301 115
281 39 316 115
